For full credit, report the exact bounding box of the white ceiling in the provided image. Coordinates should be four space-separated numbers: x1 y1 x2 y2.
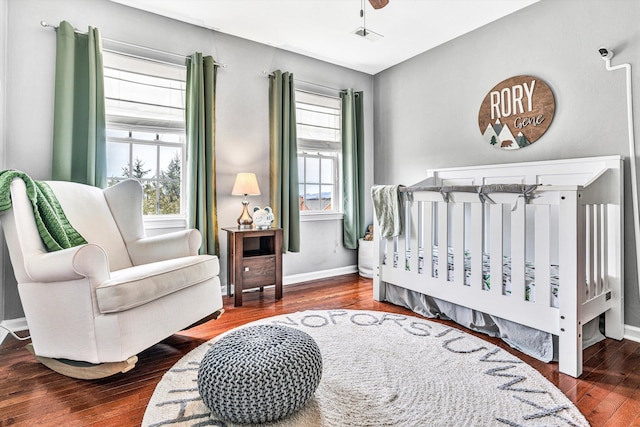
110 0 538 75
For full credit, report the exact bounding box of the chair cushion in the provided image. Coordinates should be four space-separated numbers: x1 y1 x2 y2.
96 255 220 314
46 181 133 271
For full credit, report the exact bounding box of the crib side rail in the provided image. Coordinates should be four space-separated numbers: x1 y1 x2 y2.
579 167 625 341
376 185 620 321
552 185 622 377
376 188 562 332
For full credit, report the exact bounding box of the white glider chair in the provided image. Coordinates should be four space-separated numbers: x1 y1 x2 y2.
1 178 223 379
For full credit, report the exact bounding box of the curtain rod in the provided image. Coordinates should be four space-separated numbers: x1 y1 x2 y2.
262 71 343 94
40 21 227 68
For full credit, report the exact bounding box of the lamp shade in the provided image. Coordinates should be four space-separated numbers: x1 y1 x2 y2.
232 173 261 196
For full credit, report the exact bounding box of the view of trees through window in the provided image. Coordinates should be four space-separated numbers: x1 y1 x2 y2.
108 146 182 215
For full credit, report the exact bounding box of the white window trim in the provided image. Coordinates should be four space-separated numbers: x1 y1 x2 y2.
144 213 343 229
143 215 187 230
300 211 344 221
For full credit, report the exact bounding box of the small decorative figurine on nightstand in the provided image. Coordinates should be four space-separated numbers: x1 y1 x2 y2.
253 206 274 229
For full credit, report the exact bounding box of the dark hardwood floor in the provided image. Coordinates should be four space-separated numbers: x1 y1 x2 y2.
1 274 639 426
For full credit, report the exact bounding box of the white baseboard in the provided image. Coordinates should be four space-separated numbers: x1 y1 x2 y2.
624 324 640 343
0 317 28 344
283 265 358 285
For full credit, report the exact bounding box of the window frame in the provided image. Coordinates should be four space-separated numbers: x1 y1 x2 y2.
295 89 343 219
105 130 187 216
103 50 188 221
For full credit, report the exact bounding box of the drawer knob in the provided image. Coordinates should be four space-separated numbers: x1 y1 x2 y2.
244 267 250 272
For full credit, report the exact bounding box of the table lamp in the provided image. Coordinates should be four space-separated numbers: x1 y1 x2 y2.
232 173 261 228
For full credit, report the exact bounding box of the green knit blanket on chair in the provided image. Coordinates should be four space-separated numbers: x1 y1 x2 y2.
0 170 87 251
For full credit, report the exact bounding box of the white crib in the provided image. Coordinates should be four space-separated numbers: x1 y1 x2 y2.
373 156 625 378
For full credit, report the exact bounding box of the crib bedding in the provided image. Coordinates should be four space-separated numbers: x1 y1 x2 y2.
426 246 560 306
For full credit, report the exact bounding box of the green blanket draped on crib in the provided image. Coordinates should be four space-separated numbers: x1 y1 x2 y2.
0 170 87 251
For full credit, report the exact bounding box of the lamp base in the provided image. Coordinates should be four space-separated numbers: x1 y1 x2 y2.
237 200 254 229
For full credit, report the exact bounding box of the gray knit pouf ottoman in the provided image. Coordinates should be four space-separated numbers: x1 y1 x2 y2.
197 324 323 424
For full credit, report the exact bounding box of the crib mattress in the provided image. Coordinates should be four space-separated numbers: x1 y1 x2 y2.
421 247 560 307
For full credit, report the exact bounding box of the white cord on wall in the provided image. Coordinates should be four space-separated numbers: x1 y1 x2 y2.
0 323 30 341
603 49 640 295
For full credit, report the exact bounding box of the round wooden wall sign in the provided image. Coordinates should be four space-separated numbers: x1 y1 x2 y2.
478 75 555 150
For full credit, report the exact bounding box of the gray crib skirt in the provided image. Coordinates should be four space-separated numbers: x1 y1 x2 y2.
383 283 604 363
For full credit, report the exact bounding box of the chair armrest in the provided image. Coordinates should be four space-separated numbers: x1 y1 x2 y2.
127 229 202 265
24 244 110 283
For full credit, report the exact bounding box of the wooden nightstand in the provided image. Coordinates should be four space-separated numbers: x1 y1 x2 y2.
222 227 283 307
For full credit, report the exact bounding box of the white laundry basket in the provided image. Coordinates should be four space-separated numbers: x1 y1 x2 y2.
358 238 374 278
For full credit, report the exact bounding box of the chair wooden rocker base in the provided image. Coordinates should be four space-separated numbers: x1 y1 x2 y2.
186 308 225 328
24 308 226 380
25 344 138 380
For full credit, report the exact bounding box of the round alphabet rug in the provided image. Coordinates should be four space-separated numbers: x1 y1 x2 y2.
143 310 588 427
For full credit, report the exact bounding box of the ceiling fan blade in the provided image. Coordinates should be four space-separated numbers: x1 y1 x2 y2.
368 0 389 9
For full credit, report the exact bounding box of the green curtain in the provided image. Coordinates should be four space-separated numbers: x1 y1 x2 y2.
52 20 106 188
186 53 219 255
269 70 300 253
341 89 365 250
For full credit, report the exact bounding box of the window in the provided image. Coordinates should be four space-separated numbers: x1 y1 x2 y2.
295 90 342 214
103 51 187 216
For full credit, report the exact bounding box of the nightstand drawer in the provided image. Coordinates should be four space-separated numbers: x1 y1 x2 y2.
242 256 276 288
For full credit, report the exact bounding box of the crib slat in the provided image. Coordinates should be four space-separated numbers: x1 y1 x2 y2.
417 201 424 274
453 202 466 285
601 205 608 295
511 199 526 302
437 201 449 283
393 236 399 268
408 200 421 273
586 205 595 298
382 236 388 266
534 204 551 307
404 198 412 271
489 204 503 295
424 201 434 277
589 205 602 297
603 202 624 340
470 203 484 290
595 205 603 296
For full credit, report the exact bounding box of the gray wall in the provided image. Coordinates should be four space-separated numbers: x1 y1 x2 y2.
0 0 7 322
374 0 640 328
1 0 374 319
